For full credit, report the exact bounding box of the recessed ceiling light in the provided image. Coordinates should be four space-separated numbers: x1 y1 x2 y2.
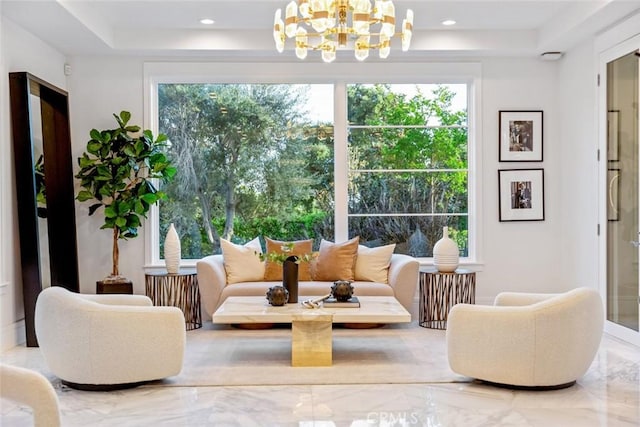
200 18 215 25
442 20 456 26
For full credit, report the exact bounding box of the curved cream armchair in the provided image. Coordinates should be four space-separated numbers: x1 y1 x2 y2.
446 287 604 389
35 286 186 390
0 363 60 427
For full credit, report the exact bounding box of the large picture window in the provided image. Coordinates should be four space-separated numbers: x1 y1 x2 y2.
147 63 478 265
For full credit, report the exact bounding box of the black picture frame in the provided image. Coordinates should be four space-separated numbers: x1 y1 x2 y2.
498 168 545 221
499 110 543 162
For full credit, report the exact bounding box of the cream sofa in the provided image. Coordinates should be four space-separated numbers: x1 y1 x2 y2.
197 253 420 320
446 287 604 389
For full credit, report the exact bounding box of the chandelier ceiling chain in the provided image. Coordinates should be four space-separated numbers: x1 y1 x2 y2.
273 0 413 63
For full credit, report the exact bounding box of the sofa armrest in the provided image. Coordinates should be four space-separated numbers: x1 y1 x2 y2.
494 291 558 307
196 254 228 320
387 254 419 313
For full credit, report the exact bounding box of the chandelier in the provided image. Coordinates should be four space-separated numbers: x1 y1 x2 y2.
273 0 414 63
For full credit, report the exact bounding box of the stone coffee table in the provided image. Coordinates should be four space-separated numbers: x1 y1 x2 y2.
212 296 411 367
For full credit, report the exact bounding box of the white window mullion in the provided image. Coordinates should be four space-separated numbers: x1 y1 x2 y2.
334 82 349 242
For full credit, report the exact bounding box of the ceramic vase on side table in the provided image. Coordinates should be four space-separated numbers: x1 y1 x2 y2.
164 223 181 274
433 226 459 273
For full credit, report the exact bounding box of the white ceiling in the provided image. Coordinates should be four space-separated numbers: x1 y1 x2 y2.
2 0 640 60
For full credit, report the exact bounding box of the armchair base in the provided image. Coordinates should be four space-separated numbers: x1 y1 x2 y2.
478 379 576 391
61 379 150 392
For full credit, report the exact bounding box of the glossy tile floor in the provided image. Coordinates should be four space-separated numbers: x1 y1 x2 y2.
1 322 639 427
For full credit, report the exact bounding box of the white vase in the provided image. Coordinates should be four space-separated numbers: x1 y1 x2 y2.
433 226 459 273
164 223 181 274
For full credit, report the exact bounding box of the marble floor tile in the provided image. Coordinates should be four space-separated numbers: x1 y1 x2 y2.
1 326 638 426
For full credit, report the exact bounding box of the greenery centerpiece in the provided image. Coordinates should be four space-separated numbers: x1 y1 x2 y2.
258 242 316 303
75 111 176 282
257 242 316 265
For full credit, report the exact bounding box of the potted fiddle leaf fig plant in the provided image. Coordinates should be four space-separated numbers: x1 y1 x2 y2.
75 111 176 289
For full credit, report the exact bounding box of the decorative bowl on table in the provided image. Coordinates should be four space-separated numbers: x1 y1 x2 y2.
266 285 289 306
331 280 354 302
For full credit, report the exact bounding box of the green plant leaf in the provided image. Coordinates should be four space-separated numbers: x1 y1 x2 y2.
128 214 141 228
104 205 117 218
115 217 127 227
78 155 95 169
120 111 131 125
141 193 158 204
164 166 177 179
88 203 102 216
76 190 94 202
118 201 132 215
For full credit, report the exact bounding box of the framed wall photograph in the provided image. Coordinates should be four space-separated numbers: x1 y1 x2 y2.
499 110 543 162
498 168 545 221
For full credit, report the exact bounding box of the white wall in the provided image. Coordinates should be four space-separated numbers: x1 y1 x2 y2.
475 58 569 303
0 17 68 350
67 57 149 294
557 39 600 292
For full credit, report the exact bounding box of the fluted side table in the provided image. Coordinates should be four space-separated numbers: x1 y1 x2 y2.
419 267 476 329
145 270 202 330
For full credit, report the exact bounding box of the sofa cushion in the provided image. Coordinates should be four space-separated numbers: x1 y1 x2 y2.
264 237 313 281
220 237 264 284
355 243 396 284
221 280 395 302
311 237 359 281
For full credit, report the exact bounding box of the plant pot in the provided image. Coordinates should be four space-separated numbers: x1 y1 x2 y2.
96 277 133 294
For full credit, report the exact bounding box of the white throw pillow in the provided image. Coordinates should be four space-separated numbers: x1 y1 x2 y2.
220 237 265 284
354 244 396 283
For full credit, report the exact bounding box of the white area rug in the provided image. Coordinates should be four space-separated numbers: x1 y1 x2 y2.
164 322 466 387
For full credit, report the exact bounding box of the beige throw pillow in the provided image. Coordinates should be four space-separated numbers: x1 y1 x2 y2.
354 244 396 283
311 237 359 281
220 237 265 284
264 237 313 281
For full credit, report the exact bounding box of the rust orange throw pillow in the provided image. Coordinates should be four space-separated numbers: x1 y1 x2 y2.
311 236 360 281
264 237 313 281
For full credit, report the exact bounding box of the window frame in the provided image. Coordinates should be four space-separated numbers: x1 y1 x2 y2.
143 62 482 269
